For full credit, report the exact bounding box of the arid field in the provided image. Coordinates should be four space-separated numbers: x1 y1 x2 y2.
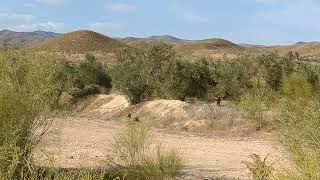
1 27 320 180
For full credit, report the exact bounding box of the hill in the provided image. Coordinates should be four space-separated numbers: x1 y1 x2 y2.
270 42 320 57
33 30 125 53
0 29 59 47
147 35 191 44
174 38 246 58
120 35 191 45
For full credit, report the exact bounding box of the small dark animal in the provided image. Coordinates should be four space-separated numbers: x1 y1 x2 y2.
217 97 222 106
134 117 140 122
127 113 132 119
216 92 231 106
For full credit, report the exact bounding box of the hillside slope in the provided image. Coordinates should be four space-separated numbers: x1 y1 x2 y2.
174 38 247 58
272 42 320 57
120 35 191 45
33 30 125 53
0 29 59 47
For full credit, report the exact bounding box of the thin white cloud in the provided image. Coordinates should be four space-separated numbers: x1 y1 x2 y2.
34 0 64 5
0 13 33 22
168 5 209 23
109 3 138 13
12 22 64 32
88 22 125 33
0 12 64 32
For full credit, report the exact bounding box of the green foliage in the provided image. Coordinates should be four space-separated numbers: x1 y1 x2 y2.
276 99 320 179
0 51 64 179
213 58 250 100
281 73 313 99
77 54 112 89
110 47 150 104
213 54 285 101
168 58 216 101
56 54 112 101
111 122 184 179
238 73 274 128
111 44 216 104
242 154 274 180
273 72 320 179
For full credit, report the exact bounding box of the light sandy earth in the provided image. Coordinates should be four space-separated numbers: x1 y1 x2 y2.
37 117 287 180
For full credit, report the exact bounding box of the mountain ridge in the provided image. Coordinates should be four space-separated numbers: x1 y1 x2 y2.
0 29 60 47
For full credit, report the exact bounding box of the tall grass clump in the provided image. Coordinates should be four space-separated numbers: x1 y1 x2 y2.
275 73 320 179
0 51 65 179
110 122 184 179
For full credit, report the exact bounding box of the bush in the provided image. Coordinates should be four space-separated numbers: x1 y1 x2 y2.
55 54 112 101
274 73 320 179
110 121 184 179
276 99 320 179
0 51 64 179
242 154 274 180
238 73 275 129
76 54 112 89
0 51 124 179
281 73 313 100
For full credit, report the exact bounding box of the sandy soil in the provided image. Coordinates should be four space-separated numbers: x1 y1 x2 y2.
36 117 287 180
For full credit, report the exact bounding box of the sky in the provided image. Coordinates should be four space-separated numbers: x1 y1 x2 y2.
0 0 319 45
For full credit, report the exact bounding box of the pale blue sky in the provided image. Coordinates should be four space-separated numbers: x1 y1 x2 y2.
1 0 319 45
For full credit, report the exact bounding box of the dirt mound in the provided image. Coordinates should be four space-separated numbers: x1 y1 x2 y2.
131 100 189 122
75 95 259 136
76 94 130 116
33 30 125 53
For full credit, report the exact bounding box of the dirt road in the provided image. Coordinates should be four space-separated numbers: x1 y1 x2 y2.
37 117 286 179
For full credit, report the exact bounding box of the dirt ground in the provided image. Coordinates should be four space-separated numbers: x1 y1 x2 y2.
36 117 287 180
34 94 289 179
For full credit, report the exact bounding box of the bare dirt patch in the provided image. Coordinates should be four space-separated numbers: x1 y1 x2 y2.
36 118 286 179
34 94 287 179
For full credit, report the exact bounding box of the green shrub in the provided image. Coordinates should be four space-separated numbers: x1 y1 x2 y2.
276 98 320 179
238 73 275 129
0 51 64 179
281 73 313 100
76 54 112 89
242 154 274 180
274 73 320 179
55 54 112 102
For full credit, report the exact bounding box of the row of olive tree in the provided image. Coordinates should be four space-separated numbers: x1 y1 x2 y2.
109 44 217 104
110 43 320 105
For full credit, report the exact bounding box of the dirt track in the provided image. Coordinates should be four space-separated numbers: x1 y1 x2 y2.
37 117 286 179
